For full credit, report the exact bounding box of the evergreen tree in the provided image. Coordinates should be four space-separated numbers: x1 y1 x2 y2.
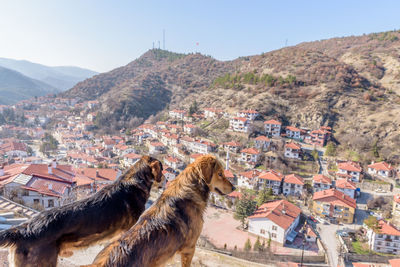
324 142 336 157
244 238 252 252
234 193 257 227
253 236 262 252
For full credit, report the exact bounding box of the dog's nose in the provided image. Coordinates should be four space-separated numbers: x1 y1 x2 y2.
232 186 236 191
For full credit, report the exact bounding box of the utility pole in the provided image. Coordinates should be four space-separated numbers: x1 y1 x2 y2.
163 29 165 50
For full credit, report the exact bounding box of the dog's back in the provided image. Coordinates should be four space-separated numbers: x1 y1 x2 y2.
0 156 163 267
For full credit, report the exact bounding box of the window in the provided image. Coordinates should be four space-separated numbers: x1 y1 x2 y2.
260 229 265 234
272 226 277 231
344 207 349 211
33 199 39 204
377 241 382 245
378 234 383 238
395 236 399 240
48 199 54 208
22 190 29 196
271 233 277 238
344 213 349 217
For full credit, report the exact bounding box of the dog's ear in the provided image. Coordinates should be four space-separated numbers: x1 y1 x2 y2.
200 156 216 184
150 160 163 182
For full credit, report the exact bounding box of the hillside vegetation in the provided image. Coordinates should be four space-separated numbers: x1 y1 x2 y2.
62 31 400 163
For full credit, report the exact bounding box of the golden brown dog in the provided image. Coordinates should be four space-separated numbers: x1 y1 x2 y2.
0 155 163 267
89 154 235 267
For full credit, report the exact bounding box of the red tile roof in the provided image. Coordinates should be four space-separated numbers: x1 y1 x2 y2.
313 188 356 209
249 199 301 230
239 169 261 179
190 153 205 159
285 142 301 150
223 141 241 147
165 156 180 163
0 141 27 152
22 164 74 183
227 191 242 199
264 119 281 125
150 142 165 147
389 259 400 267
338 161 361 172
286 126 301 132
224 169 235 178
232 117 248 122
124 153 141 159
254 136 270 142
241 148 260 155
313 174 332 184
368 161 394 171
24 177 70 197
75 168 118 182
335 179 356 190
375 220 400 236
284 174 304 185
239 109 258 114
394 195 400 204
259 170 284 182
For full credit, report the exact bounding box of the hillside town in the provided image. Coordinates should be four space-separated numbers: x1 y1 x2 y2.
0 95 399 266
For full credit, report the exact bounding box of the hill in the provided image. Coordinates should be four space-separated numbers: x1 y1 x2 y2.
62 31 400 162
0 66 60 104
0 58 98 91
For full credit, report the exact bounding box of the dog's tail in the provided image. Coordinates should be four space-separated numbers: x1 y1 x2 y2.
0 228 22 247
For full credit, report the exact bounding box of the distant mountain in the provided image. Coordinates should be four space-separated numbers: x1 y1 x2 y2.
0 58 98 91
0 66 60 104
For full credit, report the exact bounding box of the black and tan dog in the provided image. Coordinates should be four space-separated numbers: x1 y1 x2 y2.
89 154 235 267
0 155 163 267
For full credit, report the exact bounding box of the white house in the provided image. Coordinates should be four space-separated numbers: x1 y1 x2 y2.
0 142 28 158
204 108 224 119
312 174 332 192
283 174 304 196
248 199 301 244
183 124 196 135
284 143 301 159
222 141 241 153
148 142 166 154
264 119 281 137
229 117 251 133
254 136 270 151
335 178 357 199
237 109 259 121
337 161 362 182
258 170 284 195
190 140 216 154
169 109 186 120
367 220 400 255
368 161 395 178
164 156 185 170
238 170 261 189
239 148 261 166
285 126 303 140
122 153 142 167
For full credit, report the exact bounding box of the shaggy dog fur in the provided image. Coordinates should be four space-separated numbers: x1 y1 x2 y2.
0 155 163 267
89 154 234 267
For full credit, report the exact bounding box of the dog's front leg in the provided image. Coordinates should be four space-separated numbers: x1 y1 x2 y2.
180 247 195 267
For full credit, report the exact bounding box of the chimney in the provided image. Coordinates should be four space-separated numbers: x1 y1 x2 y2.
52 159 57 169
0 168 4 176
96 170 99 178
48 183 53 190
48 164 53 175
226 150 230 170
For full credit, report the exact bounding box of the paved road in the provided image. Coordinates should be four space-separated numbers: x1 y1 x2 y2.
317 223 339 267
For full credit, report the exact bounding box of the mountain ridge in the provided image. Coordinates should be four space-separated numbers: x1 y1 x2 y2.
62 30 400 162
0 57 98 91
0 66 60 104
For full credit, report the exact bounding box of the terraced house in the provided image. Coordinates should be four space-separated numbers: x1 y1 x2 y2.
312 188 356 224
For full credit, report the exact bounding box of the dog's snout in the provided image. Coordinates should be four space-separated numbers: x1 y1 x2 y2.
232 186 236 191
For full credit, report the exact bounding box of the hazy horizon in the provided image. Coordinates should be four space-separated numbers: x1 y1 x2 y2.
1 0 399 72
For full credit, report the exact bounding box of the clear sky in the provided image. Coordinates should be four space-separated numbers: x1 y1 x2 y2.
0 0 399 72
